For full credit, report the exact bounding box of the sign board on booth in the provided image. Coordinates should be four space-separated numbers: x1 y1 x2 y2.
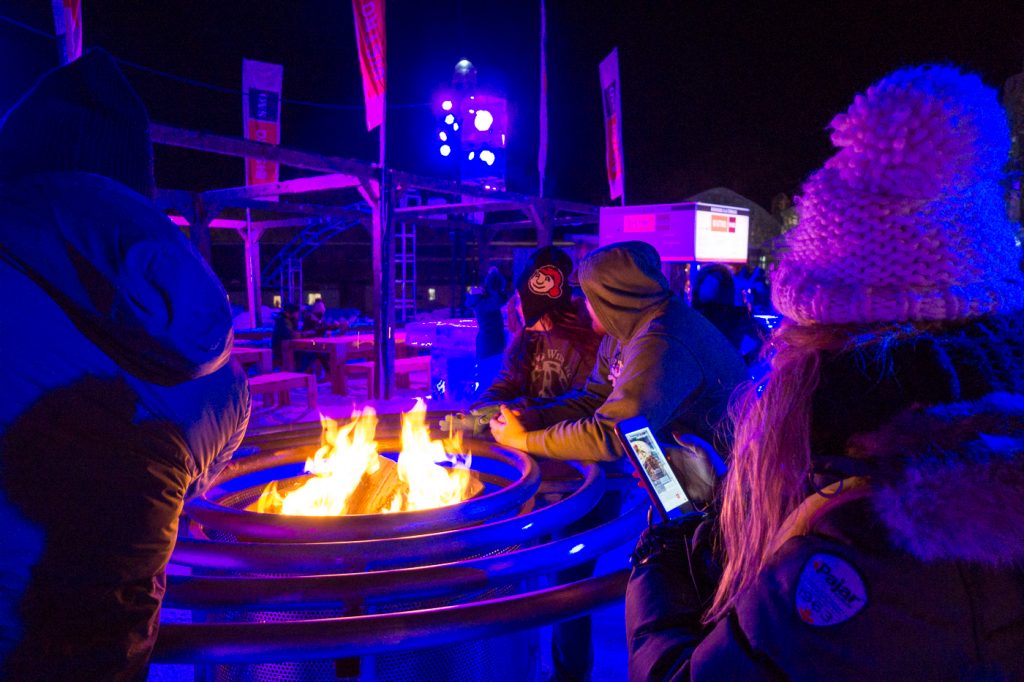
599 202 750 263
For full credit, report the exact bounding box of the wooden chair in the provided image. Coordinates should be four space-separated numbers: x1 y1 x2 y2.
248 371 318 410
343 355 431 398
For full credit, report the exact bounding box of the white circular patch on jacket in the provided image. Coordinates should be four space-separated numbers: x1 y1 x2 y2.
795 553 867 626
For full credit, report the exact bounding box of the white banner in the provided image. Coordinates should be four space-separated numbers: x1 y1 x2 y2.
242 59 283 193
599 48 625 201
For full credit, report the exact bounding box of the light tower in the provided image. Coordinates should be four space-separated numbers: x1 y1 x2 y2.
436 60 507 189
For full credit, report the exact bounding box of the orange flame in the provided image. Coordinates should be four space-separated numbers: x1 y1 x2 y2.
256 398 475 516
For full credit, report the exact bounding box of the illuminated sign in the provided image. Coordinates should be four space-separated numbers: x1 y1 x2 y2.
599 202 750 263
694 204 750 263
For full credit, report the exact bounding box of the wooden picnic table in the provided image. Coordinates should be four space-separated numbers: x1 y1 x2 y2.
229 346 272 374
282 331 409 395
234 329 273 341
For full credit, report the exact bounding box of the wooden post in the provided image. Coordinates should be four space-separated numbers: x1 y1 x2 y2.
374 171 396 400
528 203 554 247
242 214 265 328
190 194 214 264
476 223 490 274
371 77 395 400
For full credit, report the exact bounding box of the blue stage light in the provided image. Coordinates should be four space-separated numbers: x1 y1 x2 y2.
479 149 496 166
442 100 453 111
444 113 455 125
440 144 452 157
439 131 447 142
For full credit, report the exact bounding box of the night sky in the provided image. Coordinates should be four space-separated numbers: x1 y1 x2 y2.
3 1 1024 210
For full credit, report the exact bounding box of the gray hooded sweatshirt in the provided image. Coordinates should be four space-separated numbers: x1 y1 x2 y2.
519 242 747 462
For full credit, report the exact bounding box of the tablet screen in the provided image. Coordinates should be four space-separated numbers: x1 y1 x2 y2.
624 426 689 515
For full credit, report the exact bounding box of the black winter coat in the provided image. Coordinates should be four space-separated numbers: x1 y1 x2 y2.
0 173 250 680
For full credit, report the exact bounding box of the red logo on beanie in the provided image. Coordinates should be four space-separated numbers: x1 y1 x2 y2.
528 266 563 299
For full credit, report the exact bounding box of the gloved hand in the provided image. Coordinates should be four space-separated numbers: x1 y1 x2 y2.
626 511 722 680
438 405 502 436
630 511 722 608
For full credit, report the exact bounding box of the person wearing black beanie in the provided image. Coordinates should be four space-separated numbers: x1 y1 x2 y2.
473 246 601 410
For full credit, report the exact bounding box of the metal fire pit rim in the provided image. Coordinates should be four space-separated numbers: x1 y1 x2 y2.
164 495 647 610
185 438 540 542
170 461 607 573
153 569 630 665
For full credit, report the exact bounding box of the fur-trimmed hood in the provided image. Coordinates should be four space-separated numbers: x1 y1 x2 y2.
847 392 1024 565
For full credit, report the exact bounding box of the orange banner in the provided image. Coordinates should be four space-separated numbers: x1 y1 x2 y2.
51 0 82 64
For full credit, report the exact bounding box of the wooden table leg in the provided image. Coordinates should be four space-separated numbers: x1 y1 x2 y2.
306 374 318 410
329 346 348 395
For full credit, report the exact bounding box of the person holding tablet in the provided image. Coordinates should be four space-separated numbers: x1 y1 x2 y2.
625 65 1024 680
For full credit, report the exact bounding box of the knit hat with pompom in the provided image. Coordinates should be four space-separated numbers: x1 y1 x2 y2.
772 65 1024 325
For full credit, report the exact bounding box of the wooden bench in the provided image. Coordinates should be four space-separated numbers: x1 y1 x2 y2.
248 371 318 410
230 346 272 374
343 355 431 398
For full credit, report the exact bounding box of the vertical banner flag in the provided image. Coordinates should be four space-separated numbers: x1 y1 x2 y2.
51 0 82 64
242 59 283 193
538 0 548 197
352 0 386 131
599 48 625 202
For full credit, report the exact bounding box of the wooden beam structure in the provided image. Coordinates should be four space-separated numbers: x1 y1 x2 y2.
149 122 600 392
150 124 376 178
203 197 369 223
392 200 525 216
168 216 314 230
202 173 364 202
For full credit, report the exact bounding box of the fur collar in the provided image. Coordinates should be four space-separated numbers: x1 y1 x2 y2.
847 392 1024 565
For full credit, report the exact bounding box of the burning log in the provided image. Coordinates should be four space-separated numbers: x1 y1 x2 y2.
255 399 481 517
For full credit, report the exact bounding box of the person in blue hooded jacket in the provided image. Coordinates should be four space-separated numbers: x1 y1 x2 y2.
0 49 250 680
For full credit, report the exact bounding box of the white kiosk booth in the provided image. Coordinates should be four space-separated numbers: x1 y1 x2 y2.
598 202 751 263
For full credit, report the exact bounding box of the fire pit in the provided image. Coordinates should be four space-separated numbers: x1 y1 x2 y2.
156 401 647 681
185 399 541 544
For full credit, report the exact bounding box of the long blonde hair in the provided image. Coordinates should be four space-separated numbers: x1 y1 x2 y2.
706 322 852 622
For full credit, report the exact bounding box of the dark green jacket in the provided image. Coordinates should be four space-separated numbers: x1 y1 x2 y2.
518 242 746 462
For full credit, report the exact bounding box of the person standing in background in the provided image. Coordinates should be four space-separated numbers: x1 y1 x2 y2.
467 265 510 389
467 266 509 359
